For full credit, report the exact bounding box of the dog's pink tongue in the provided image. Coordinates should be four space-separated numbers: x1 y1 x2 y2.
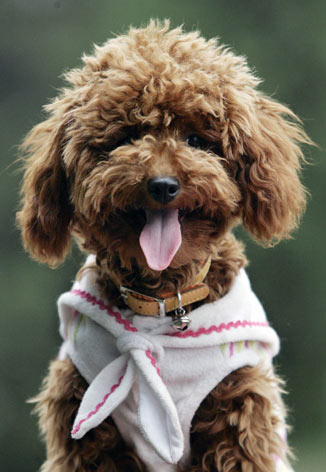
140 209 181 271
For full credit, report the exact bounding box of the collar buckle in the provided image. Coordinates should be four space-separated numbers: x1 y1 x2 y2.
120 285 167 317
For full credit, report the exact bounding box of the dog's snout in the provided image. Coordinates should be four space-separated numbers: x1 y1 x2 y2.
147 177 180 204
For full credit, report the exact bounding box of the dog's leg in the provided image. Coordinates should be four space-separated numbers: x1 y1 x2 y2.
33 358 145 472
188 364 291 472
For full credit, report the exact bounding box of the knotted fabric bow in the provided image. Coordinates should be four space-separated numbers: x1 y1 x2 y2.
58 277 184 464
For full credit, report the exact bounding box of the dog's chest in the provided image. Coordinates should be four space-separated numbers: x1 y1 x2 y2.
58 268 279 469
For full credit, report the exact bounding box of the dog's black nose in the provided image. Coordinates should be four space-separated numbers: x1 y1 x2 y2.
147 177 180 204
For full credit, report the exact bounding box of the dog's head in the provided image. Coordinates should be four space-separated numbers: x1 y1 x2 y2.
17 21 310 273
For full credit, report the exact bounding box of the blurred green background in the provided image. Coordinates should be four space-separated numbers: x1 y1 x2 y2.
1 1 325 470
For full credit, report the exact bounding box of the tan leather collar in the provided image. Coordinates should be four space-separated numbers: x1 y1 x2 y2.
110 257 211 317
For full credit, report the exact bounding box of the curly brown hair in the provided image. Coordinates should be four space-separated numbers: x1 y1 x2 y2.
18 20 311 471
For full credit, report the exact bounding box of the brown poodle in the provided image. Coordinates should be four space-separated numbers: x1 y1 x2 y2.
17 21 310 472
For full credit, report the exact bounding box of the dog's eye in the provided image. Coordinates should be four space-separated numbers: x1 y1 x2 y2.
186 134 224 157
98 135 134 159
186 134 203 148
115 135 133 148
186 134 207 149
114 127 140 149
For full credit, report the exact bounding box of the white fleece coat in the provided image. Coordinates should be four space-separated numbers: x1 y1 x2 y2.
58 264 290 471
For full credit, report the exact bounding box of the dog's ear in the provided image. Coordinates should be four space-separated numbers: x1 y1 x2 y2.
231 95 311 244
17 116 73 266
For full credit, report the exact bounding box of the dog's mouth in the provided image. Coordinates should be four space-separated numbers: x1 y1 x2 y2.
139 208 182 271
118 207 205 271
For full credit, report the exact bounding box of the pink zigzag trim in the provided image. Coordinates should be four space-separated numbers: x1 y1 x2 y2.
171 320 269 338
71 289 137 332
72 375 124 436
145 349 161 377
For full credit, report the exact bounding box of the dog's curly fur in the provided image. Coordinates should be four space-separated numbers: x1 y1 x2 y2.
17 21 310 471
